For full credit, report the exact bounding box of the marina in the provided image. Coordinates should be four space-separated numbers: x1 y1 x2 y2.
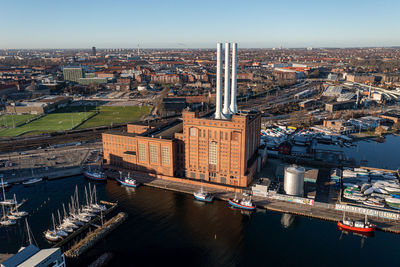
0 135 399 266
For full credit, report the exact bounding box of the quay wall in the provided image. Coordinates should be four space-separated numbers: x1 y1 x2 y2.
65 212 127 258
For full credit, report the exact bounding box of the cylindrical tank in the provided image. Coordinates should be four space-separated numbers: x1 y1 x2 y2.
284 166 305 196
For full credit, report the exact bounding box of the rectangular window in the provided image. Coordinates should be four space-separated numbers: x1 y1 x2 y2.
190 128 197 136
161 146 170 166
190 172 196 178
199 173 205 180
208 142 217 165
150 144 158 164
138 143 147 162
220 176 226 184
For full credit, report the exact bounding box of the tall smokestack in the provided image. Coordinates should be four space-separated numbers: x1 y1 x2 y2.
223 42 231 116
230 43 238 114
214 43 223 119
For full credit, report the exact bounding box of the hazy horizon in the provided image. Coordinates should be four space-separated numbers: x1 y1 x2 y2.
1 0 399 49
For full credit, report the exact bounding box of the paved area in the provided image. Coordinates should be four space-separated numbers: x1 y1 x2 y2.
0 142 102 183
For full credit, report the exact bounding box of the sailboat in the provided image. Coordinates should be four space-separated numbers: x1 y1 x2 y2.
0 202 16 226
10 194 28 217
44 214 63 242
193 183 214 202
0 177 16 206
91 185 106 211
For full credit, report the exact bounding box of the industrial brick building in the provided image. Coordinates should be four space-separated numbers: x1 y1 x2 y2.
102 110 264 187
102 42 267 188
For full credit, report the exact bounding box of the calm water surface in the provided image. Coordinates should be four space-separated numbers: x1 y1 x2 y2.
0 137 399 266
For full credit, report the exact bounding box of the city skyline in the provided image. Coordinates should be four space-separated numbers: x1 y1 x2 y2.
1 0 399 49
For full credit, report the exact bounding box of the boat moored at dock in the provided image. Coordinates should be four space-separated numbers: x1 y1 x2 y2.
337 215 376 233
117 172 140 188
194 191 214 202
83 170 106 182
228 198 256 211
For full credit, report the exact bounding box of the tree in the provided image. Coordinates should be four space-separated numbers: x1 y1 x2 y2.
393 122 400 132
375 126 385 136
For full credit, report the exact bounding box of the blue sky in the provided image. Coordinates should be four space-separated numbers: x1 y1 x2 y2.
0 0 399 48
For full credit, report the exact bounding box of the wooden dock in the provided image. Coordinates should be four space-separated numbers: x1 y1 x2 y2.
52 201 118 248
64 212 127 258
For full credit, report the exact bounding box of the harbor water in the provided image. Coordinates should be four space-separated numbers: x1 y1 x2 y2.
0 137 399 266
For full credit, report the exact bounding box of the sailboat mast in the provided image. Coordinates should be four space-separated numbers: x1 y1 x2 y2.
14 194 18 211
94 186 97 204
52 213 56 232
75 186 79 212
25 218 32 245
1 178 6 201
63 203 67 219
57 210 62 226
88 183 93 205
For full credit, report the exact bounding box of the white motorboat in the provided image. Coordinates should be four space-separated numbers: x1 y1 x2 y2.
22 178 43 186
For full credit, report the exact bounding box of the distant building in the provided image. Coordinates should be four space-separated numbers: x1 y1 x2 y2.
380 112 400 123
323 120 356 134
92 46 96 56
325 100 355 112
346 73 375 84
1 244 65 267
5 96 72 114
79 77 108 85
63 67 83 83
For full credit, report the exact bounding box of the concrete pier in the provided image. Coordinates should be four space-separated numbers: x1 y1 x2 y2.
106 170 400 234
64 212 127 258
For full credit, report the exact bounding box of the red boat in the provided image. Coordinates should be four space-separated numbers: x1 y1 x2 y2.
337 215 376 233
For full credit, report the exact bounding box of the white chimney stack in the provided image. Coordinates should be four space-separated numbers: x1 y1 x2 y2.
214 43 223 119
222 43 231 116
230 42 238 114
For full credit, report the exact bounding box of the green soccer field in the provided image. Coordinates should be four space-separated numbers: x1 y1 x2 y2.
77 105 152 129
0 111 95 136
0 114 40 128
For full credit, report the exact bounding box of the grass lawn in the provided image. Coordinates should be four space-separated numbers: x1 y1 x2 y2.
0 114 39 128
77 106 151 129
0 111 95 137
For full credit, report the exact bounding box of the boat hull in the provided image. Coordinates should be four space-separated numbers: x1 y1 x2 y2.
337 221 375 233
117 179 140 188
83 172 106 182
228 199 256 210
194 194 213 203
22 178 43 186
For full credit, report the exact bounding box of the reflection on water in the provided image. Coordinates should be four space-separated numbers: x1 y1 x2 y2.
343 135 400 169
280 213 296 229
1 177 400 266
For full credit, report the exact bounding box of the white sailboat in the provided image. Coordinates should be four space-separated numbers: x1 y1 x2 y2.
0 203 16 226
0 177 16 206
44 214 63 242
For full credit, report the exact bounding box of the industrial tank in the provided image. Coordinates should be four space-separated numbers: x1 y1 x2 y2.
283 166 305 196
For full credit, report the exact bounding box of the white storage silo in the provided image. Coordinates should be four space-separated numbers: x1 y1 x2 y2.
284 166 305 196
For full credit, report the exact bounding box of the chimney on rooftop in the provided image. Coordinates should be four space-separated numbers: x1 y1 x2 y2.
214 43 223 120
222 42 231 117
230 43 238 114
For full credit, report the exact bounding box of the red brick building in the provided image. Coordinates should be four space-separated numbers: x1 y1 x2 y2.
102 110 265 188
